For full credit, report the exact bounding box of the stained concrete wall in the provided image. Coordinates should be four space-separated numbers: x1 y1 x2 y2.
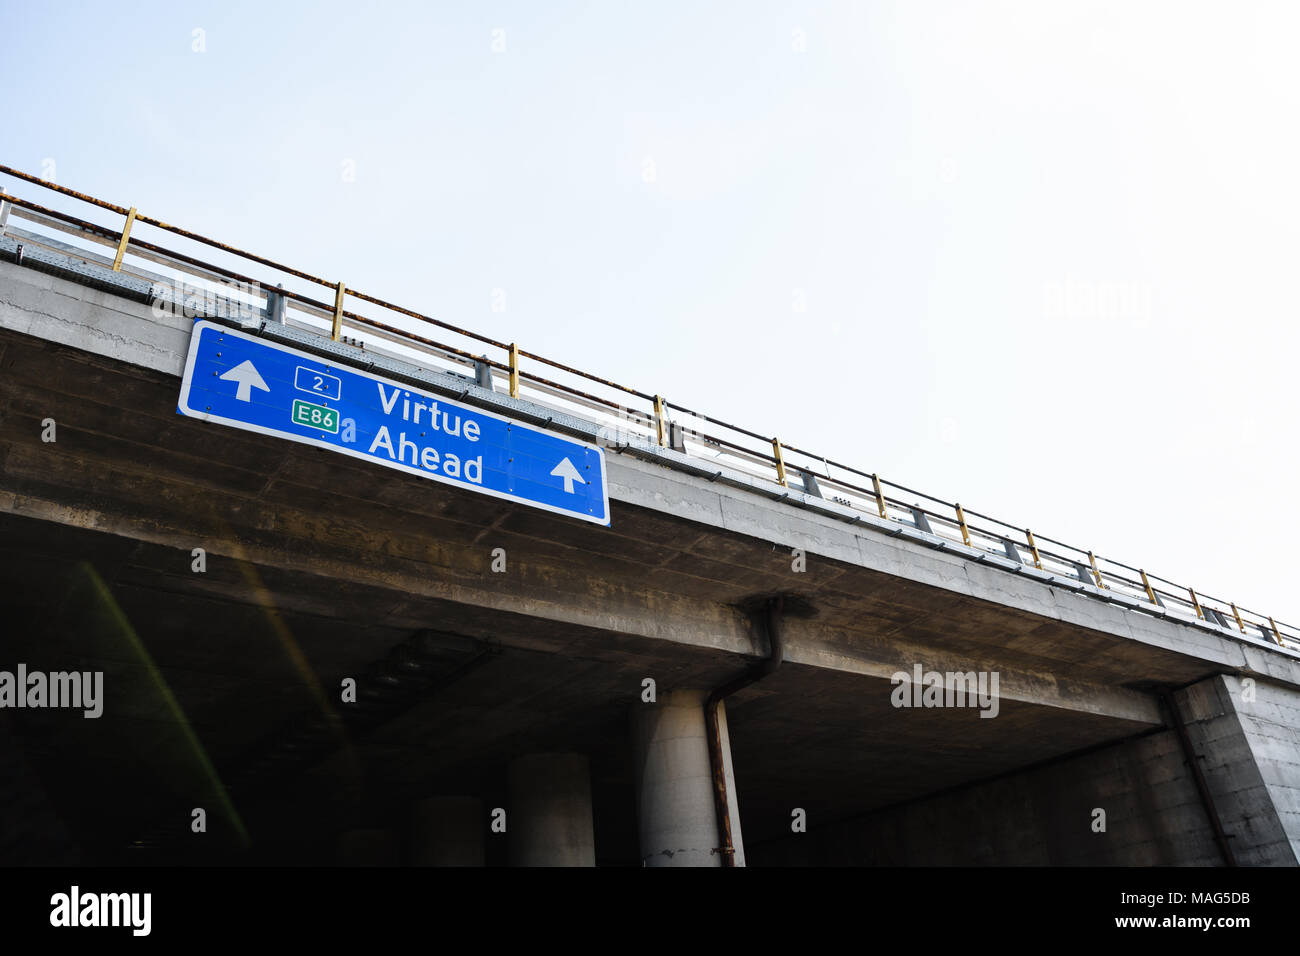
751 675 1300 866
1182 674 1300 865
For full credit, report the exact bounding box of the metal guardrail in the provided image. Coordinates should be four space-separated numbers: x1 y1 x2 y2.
0 162 1294 651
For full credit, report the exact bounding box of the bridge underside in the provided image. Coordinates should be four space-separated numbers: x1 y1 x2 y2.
0 508 1154 864
1 323 1295 866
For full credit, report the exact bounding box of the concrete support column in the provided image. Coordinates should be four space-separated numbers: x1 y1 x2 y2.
507 753 596 866
335 828 397 866
1174 674 1300 865
411 796 485 866
631 688 746 867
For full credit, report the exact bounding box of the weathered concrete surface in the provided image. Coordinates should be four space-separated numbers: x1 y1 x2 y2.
506 753 595 866
630 689 744 867
1 255 1299 864
0 252 191 375
751 726 1225 865
0 324 1194 728
1179 675 1300 865
751 673 1300 866
1 257 1294 692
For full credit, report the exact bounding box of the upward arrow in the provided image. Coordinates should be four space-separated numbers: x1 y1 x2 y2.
219 359 270 402
550 457 585 494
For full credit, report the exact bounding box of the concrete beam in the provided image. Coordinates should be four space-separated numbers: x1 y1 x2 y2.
9 258 1293 689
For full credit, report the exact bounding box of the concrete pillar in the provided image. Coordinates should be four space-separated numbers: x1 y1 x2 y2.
507 753 596 866
411 796 485 866
631 688 746 867
335 828 397 866
1174 674 1300 865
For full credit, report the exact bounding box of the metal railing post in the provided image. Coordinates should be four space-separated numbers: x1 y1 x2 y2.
1025 529 1043 570
1140 569 1162 606
111 206 137 271
871 474 887 519
1087 551 1107 589
955 503 972 547
331 280 345 340
474 355 494 391
266 283 287 324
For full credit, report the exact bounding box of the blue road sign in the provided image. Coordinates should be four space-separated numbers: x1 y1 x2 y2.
177 320 610 526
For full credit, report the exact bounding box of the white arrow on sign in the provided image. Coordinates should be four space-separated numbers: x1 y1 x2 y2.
550 457 586 494
219 359 270 402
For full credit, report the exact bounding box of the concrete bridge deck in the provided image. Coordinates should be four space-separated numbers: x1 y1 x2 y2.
1 242 1298 866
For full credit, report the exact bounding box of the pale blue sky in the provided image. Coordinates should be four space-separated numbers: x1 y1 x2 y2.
6 1 1298 622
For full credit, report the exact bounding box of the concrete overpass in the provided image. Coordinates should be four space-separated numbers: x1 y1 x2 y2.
1 173 1298 866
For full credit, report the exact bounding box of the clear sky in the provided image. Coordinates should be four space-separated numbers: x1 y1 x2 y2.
5 1 1298 623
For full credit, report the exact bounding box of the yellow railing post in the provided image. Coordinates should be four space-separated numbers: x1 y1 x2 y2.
772 439 788 487
1025 529 1043 570
509 343 520 398
1188 587 1204 620
1140 569 1159 605
1230 603 1245 633
654 395 666 447
871 474 888 519
955 503 972 547
1269 617 1284 646
1087 551 1107 589
111 206 137 271
331 280 346 341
